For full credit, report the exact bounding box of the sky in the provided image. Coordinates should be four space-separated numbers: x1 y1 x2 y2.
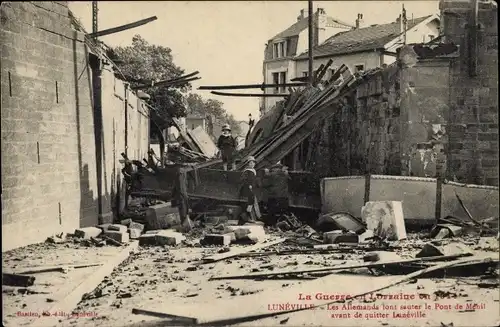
68 1 439 121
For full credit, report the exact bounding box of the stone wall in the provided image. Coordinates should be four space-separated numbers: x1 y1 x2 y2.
1 1 150 251
440 0 498 186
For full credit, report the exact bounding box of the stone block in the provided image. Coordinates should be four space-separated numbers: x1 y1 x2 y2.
129 222 144 232
108 224 127 233
74 227 101 239
120 219 132 226
155 230 186 246
128 228 142 240
323 230 359 244
104 230 129 243
145 203 180 229
226 225 266 243
361 201 407 241
139 230 185 246
202 234 232 246
138 234 156 246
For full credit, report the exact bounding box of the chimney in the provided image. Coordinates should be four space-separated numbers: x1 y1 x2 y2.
315 8 328 45
297 9 306 21
355 13 364 28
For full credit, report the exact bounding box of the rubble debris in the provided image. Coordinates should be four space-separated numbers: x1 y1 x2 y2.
316 212 365 234
120 219 133 226
75 227 102 239
361 201 407 241
15 262 103 275
139 230 186 246
129 222 145 232
323 230 358 244
363 251 402 263
201 234 233 246
416 243 472 258
104 230 130 244
108 224 128 233
2 273 35 287
96 224 111 232
430 224 463 239
101 235 124 247
145 203 181 229
226 225 266 244
129 229 142 239
202 238 286 263
210 254 477 280
455 193 498 235
358 230 375 243
160 257 497 326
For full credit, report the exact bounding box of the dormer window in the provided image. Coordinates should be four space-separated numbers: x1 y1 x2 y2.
272 40 287 59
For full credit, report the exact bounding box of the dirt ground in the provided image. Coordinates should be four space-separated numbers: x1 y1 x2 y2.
2 234 499 327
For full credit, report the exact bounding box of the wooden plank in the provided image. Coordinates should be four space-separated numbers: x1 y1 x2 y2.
140 256 495 326
30 241 139 327
14 262 103 275
210 253 475 280
200 238 287 263
87 16 157 38
2 273 35 287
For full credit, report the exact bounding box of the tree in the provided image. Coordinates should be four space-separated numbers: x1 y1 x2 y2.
186 94 242 137
110 35 190 120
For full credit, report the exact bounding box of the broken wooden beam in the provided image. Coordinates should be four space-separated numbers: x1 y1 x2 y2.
30 242 139 327
210 91 288 98
200 238 286 263
132 73 200 90
131 308 197 324
2 273 35 287
15 262 104 275
87 16 157 38
198 82 308 90
133 257 495 327
209 253 475 280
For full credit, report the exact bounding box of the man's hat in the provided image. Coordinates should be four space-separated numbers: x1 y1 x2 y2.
222 124 231 131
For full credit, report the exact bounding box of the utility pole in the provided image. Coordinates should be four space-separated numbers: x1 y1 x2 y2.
308 0 314 86
92 1 98 41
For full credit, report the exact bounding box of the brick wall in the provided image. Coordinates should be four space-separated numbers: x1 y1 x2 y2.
1 1 149 251
306 65 402 178
441 0 498 186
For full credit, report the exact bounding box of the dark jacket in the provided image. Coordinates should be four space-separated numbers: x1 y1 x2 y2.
240 168 257 203
217 135 237 150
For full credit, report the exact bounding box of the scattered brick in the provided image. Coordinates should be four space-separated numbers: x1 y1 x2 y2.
108 224 128 233
75 227 102 239
128 229 142 239
104 230 129 244
323 230 359 244
129 222 144 232
202 234 232 246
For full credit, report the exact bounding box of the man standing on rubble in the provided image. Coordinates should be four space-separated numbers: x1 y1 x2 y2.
217 124 237 171
239 156 261 224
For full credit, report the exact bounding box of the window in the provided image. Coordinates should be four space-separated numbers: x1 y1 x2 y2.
272 40 287 59
272 71 287 93
279 71 287 93
272 72 280 94
354 64 365 73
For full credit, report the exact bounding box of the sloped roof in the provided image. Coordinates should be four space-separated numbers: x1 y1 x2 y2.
271 15 354 41
295 15 433 59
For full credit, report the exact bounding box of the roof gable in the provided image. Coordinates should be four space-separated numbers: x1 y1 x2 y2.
295 15 434 59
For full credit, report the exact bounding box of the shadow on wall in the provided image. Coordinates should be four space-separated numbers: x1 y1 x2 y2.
72 34 100 227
